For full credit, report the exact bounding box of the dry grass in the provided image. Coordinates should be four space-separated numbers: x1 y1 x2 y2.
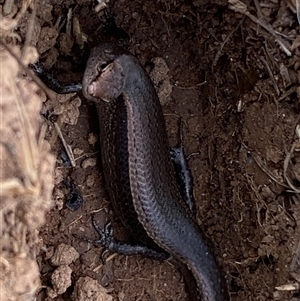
0 1 55 300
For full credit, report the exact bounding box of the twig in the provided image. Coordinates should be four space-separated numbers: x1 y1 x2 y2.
93 263 103 272
74 151 99 161
66 215 83 228
290 235 300 272
53 122 76 167
283 141 300 193
174 81 206 90
213 18 244 69
260 56 280 96
105 253 118 263
275 283 300 291
228 0 292 56
253 0 263 19
248 150 289 189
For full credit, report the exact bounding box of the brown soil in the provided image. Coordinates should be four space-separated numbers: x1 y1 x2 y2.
2 0 300 300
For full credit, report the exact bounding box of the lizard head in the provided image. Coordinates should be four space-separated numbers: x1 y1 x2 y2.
82 43 126 102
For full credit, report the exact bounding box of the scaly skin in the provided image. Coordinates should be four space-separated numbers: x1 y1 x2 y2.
82 43 228 301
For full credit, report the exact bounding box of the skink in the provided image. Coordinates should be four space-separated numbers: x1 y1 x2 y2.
82 43 228 301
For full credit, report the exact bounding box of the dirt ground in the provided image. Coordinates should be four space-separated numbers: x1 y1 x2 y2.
2 0 300 300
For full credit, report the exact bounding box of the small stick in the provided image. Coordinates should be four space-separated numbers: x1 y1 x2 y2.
228 0 292 56
260 56 280 96
248 150 289 189
213 18 244 69
54 122 76 167
283 141 300 193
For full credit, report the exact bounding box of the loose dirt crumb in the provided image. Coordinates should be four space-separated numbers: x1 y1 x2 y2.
72 277 113 301
149 57 172 105
50 243 80 266
81 157 97 169
37 27 59 54
61 97 82 125
47 265 73 298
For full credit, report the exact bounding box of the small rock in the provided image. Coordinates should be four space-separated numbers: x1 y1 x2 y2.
86 174 96 187
81 158 97 169
88 133 98 145
71 277 113 301
48 265 72 298
74 148 84 155
50 243 79 266
37 27 59 54
149 57 172 105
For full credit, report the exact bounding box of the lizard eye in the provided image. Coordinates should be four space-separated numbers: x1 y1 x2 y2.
98 61 113 72
101 63 109 69
97 63 107 72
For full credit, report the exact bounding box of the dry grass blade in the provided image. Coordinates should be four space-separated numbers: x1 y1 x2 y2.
283 141 300 193
260 56 280 96
54 122 76 167
213 18 244 69
228 0 292 56
275 282 300 291
249 151 289 189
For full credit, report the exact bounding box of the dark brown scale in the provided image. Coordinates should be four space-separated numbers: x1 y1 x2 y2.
96 96 163 251
83 43 229 301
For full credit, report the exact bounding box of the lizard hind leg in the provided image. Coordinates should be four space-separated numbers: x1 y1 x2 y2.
73 215 170 261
